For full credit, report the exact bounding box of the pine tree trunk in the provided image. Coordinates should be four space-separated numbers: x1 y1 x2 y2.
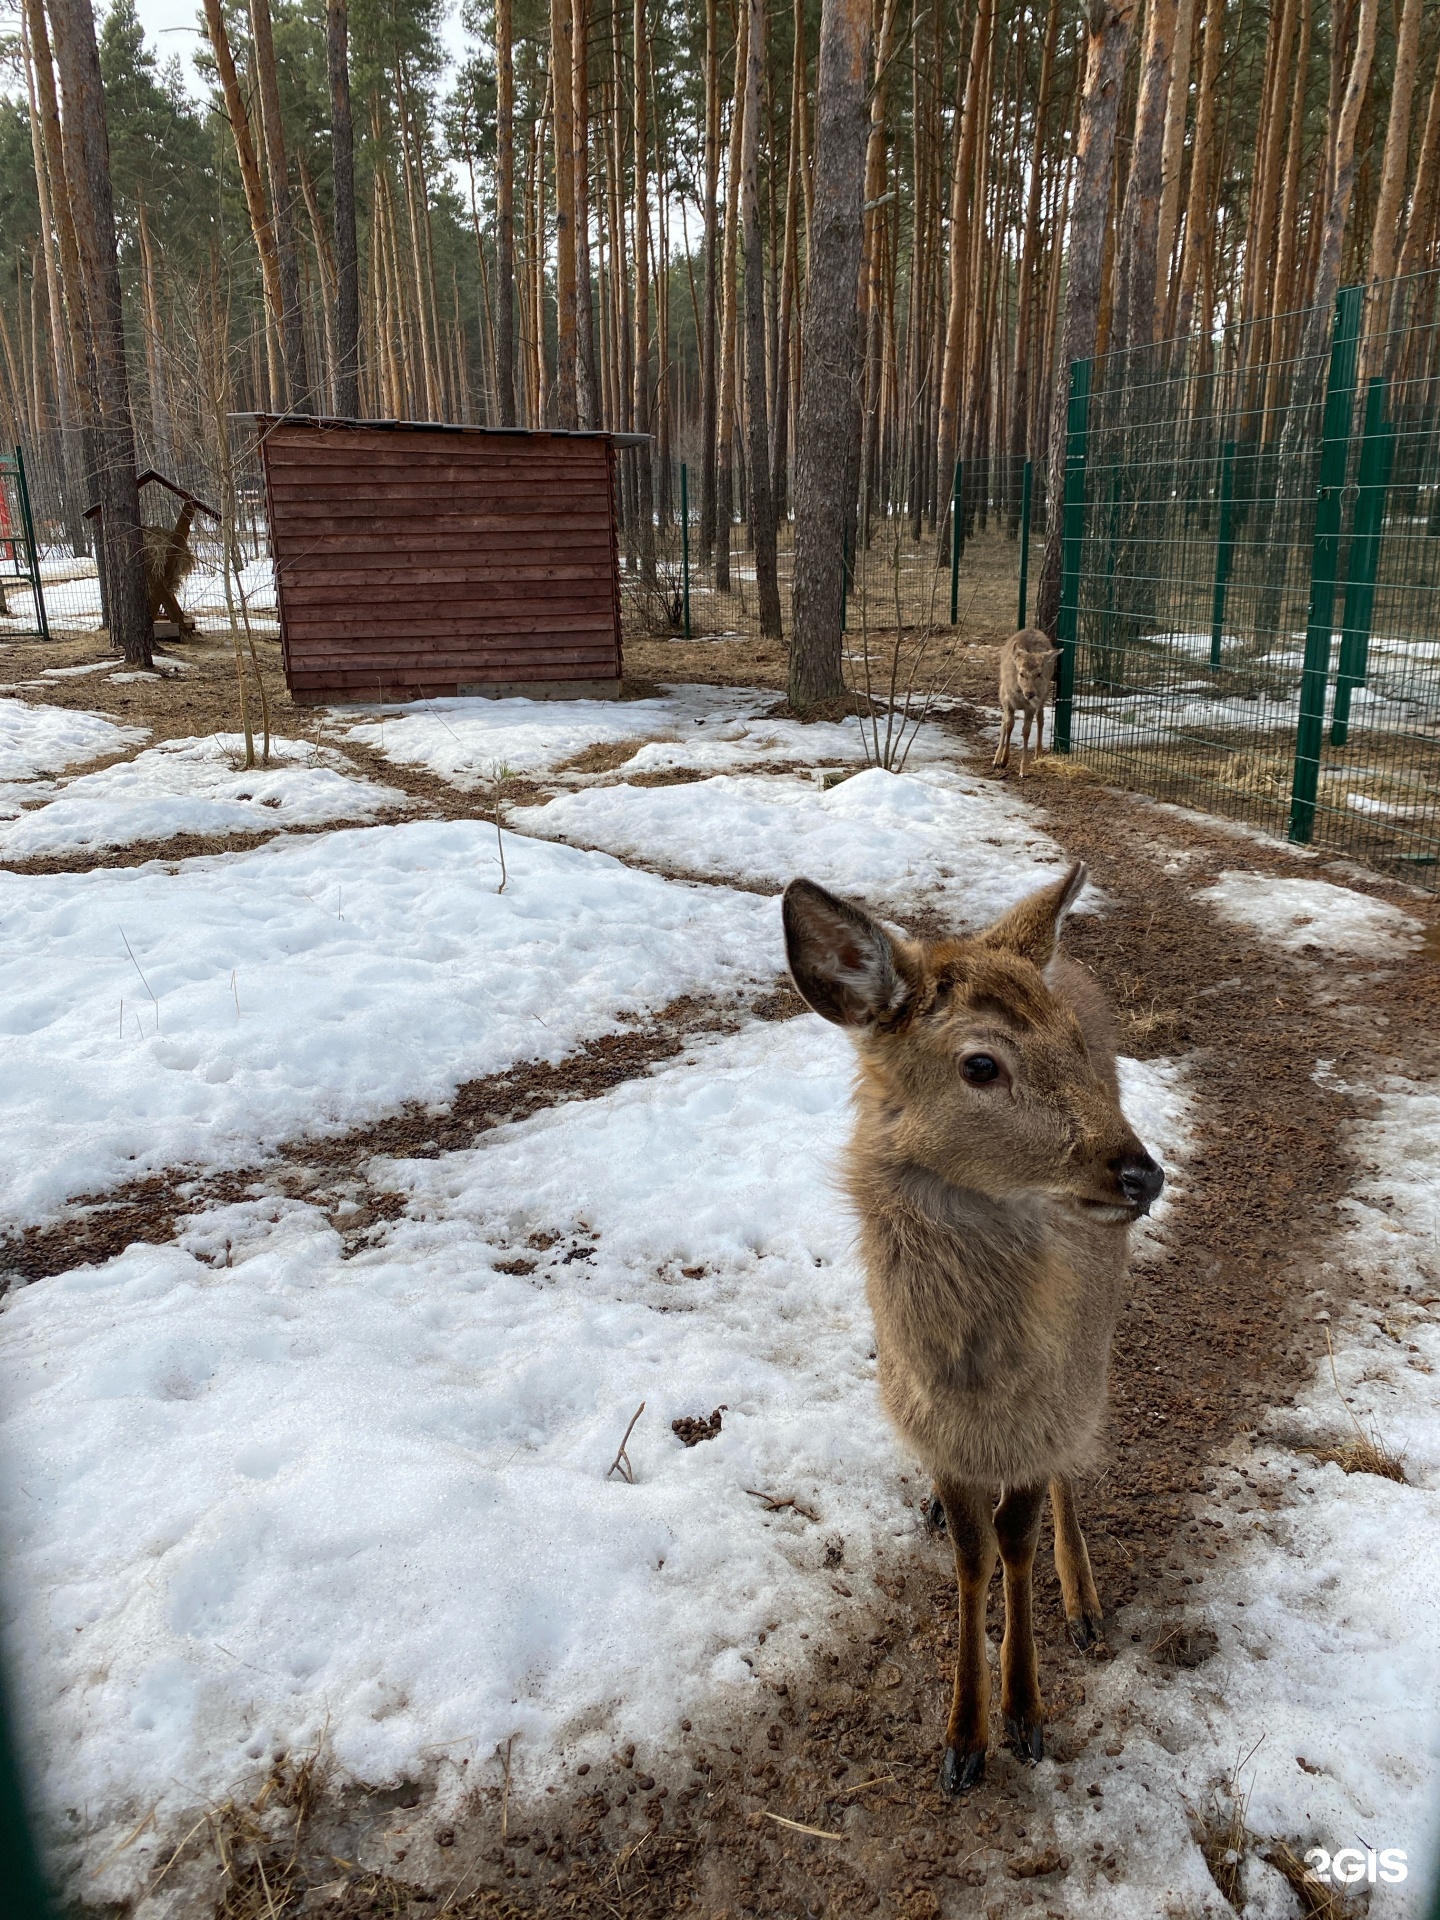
935 0 993 556
1154 0 1196 316
1395 44 1440 284
1267 0 1312 332
741 0 782 637
1035 0 1137 638
1365 0 1423 310
135 201 174 465
771 0 805 519
552 0 579 426
46 0 152 666
201 0 285 408
1298 0 1377 344
1174 0 1222 339
699 0 721 558
573 0 599 426
495 0 518 425
857 0 900 543
1011 0 1060 495
789 0 873 710
250 0 311 407
21 0 87 549
632 0 656 582
716 0 748 593
326 0 360 416
1114 0 1177 351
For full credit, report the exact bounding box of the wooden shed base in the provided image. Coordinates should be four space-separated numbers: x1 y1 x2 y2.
295 676 624 708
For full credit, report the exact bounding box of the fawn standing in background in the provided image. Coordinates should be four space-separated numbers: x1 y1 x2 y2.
783 862 1163 1794
994 627 1061 776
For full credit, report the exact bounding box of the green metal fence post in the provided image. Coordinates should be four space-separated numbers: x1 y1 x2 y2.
679 462 692 640
1208 439 1236 668
1289 284 1363 844
1329 377 1395 747
1017 457 1033 628
1054 359 1092 753
9 448 50 644
949 460 963 624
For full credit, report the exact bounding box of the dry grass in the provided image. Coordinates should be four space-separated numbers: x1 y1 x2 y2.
1194 1785 1251 1909
553 737 655 774
1302 1329 1409 1483
160 1740 330 1920
1301 1432 1408 1481
1266 1839 1368 1919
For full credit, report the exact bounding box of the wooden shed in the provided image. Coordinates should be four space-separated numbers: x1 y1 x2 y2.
249 416 634 704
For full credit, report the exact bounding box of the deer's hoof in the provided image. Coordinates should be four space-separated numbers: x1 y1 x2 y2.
939 1745 986 1797
1067 1612 1106 1654
1005 1716 1044 1765
922 1495 948 1538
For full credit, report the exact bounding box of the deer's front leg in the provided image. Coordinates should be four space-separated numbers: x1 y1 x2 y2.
1019 707 1035 778
1034 698 1046 758
1050 1475 1105 1651
994 1483 1047 1762
993 704 1016 770
937 1481 998 1795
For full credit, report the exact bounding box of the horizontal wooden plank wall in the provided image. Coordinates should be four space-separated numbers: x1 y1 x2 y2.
255 420 624 703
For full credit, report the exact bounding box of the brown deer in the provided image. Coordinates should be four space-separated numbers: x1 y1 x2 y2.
782 861 1162 1795
994 627 1061 776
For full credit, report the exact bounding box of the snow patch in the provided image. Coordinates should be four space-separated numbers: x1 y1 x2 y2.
0 699 146 817
519 765 1072 927
0 822 777 1224
0 735 410 858
341 685 956 787
1196 871 1425 956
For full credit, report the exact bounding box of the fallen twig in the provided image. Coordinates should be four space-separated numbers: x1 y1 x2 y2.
498 1733 514 1843
607 1402 646 1482
745 1487 821 1522
831 1774 895 1797
762 1811 845 1841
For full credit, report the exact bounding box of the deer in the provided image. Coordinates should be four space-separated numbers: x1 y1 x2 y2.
782 861 1163 1795
994 627 1061 777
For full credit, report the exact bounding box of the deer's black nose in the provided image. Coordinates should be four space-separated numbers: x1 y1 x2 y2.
1113 1152 1164 1212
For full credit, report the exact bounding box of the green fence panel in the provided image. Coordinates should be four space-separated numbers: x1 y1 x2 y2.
1290 284 1363 843
1330 378 1396 747
1054 358 1092 752
1054 265 1440 888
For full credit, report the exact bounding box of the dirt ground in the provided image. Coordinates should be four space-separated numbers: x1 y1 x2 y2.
3 582 1438 1919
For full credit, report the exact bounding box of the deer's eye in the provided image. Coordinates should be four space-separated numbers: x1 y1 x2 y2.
961 1054 1001 1085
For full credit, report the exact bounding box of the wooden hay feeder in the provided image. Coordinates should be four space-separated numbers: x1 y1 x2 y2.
85 470 220 640
248 415 635 705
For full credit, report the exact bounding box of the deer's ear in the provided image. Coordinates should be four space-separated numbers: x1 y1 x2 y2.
976 860 1088 967
783 879 910 1028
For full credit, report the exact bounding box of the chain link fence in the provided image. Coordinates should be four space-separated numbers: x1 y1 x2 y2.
617 450 1047 647
1054 267 1440 887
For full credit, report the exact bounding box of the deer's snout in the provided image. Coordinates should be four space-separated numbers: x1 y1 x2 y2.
1110 1150 1164 1214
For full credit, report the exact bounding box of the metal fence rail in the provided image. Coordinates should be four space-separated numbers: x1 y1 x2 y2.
1055 267 1440 887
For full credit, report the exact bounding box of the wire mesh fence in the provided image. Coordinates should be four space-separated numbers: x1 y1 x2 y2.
0 424 276 642
1055 267 1440 887
617 450 1048 647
